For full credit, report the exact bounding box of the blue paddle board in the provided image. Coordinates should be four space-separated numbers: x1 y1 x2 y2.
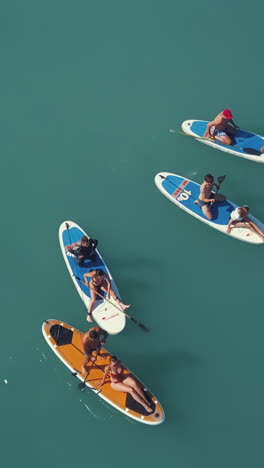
59 221 126 334
181 120 264 163
155 173 264 244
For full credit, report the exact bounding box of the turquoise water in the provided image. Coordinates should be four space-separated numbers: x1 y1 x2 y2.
1 1 264 467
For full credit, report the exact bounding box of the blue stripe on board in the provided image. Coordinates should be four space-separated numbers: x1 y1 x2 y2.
62 226 106 299
190 121 263 154
162 176 234 226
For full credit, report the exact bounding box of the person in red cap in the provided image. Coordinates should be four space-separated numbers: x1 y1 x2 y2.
204 109 239 145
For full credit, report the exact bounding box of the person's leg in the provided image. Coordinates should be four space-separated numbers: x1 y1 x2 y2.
202 204 213 220
101 281 131 310
227 220 264 240
214 134 232 145
261 146 264 153
82 355 91 375
123 376 150 404
87 286 98 320
111 382 152 412
246 220 264 240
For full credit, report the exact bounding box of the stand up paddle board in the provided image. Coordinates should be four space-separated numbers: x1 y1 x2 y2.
42 319 165 425
59 221 126 335
155 173 264 244
181 120 264 163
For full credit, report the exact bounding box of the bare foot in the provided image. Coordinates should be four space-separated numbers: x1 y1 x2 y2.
87 313 93 323
194 200 199 205
120 303 131 311
261 146 264 153
145 405 153 413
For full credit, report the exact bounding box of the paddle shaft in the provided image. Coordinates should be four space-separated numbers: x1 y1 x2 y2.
71 343 105 379
74 276 149 331
177 130 241 148
174 130 262 155
75 277 129 315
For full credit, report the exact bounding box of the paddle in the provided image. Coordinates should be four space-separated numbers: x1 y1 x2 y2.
215 175 226 192
210 175 226 207
74 275 149 332
70 345 105 391
72 370 102 393
170 129 263 156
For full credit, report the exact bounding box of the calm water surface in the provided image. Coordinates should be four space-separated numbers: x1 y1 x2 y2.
1 1 264 467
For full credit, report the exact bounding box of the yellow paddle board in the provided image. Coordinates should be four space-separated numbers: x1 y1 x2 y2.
42 319 165 425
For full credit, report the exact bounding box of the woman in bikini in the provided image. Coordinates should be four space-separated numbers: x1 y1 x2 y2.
226 205 264 240
84 269 130 322
97 356 153 413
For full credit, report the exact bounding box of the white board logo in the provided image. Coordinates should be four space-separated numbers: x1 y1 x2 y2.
176 190 192 202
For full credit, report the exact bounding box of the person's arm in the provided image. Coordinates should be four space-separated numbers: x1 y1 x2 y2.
83 271 93 284
206 120 216 137
82 331 90 347
213 183 220 191
97 365 110 386
199 186 215 203
99 328 108 344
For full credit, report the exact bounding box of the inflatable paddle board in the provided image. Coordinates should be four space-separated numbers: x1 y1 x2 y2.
181 120 264 163
155 173 264 244
42 319 165 425
59 221 126 335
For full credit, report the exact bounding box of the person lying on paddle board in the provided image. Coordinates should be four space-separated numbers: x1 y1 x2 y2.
84 269 131 322
226 206 264 240
96 356 153 413
204 109 239 145
66 235 98 266
195 174 226 220
82 326 108 373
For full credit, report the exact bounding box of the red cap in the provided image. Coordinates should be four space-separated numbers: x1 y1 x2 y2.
222 109 233 120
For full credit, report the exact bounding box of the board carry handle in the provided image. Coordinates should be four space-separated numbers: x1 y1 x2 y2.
74 275 149 332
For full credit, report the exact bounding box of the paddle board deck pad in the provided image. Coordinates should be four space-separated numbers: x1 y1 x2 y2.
42 319 165 425
181 120 264 163
59 221 126 334
155 173 264 244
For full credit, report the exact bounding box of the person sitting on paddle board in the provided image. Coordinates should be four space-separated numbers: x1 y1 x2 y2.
226 206 264 241
96 356 153 413
84 269 131 322
204 109 239 145
195 174 226 220
82 326 108 374
66 236 98 266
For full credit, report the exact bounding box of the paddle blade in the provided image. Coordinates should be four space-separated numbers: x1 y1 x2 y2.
217 175 226 185
130 317 149 332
